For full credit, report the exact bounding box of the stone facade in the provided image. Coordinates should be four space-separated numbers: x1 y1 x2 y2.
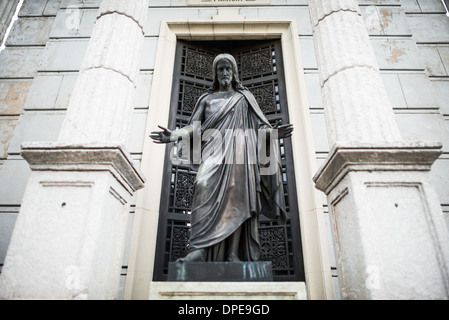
0 0 20 45
0 0 448 300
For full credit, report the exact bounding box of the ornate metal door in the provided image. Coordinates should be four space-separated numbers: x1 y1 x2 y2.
153 40 305 281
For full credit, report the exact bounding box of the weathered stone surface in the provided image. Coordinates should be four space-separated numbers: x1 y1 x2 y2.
0 171 129 299
0 80 32 115
313 9 380 85
6 17 55 46
38 39 89 72
370 38 424 70
57 68 136 144
361 6 411 36
149 281 307 300
51 8 97 38
7 111 65 155
330 170 449 299
396 113 449 152
0 0 19 42
21 142 145 191
430 158 449 205
313 142 449 299
407 14 449 43
0 48 44 78
19 0 49 17
309 0 403 145
80 12 144 84
321 67 402 143
431 79 449 115
55 0 151 145
0 117 18 159
419 45 448 77
0 143 145 299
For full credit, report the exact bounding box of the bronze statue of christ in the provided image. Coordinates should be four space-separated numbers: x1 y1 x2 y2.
151 53 293 263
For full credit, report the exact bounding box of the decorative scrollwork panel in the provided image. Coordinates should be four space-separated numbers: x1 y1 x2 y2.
239 45 277 80
183 47 215 80
178 82 209 117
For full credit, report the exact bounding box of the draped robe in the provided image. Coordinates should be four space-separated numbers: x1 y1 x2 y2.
185 88 286 261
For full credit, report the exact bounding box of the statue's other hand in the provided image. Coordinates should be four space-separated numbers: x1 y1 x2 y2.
274 123 294 139
150 125 172 144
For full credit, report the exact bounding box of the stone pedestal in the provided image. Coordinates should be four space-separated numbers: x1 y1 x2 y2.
168 262 273 282
308 0 449 299
314 142 449 299
0 143 144 299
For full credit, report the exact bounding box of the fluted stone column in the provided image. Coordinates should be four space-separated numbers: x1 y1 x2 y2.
310 0 449 299
0 0 19 45
58 0 148 144
0 0 148 300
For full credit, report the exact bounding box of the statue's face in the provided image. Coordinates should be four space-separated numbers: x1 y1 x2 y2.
216 59 233 89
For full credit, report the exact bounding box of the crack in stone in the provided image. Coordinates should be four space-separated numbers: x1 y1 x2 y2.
321 64 379 87
81 66 137 88
313 8 361 28
96 11 145 35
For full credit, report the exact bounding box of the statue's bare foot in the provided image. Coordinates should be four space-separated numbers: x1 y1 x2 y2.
177 249 205 263
227 252 241 262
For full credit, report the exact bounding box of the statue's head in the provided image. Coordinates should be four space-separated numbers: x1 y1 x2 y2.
211 53 244 92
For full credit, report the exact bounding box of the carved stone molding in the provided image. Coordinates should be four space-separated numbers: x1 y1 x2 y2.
21 142 145 193
314 141 444 195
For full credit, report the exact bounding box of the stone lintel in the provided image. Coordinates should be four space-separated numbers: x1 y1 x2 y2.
20 142 145 192
314 141 443 195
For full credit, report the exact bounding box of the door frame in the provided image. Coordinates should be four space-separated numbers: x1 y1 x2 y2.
124 11 333 300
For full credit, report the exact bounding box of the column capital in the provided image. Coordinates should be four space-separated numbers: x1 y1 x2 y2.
314 141 443 195
21 142 145 193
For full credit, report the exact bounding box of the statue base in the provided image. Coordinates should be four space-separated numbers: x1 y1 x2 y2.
167 261 273 282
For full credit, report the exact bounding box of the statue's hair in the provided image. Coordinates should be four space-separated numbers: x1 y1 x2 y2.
211 53 244 92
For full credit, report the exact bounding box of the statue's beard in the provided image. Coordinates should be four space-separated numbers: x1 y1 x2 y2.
219 77 232 87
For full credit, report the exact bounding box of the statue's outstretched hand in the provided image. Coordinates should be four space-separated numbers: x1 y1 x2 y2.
273 122 294 139
150 125 172 144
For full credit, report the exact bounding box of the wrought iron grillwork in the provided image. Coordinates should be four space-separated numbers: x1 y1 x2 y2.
259 222 294 274
182 46 215 81
172 167 196 212
238 45 277 79
154 40 304 281
178 82 208 116
247 80 281 115
165 220 191 263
